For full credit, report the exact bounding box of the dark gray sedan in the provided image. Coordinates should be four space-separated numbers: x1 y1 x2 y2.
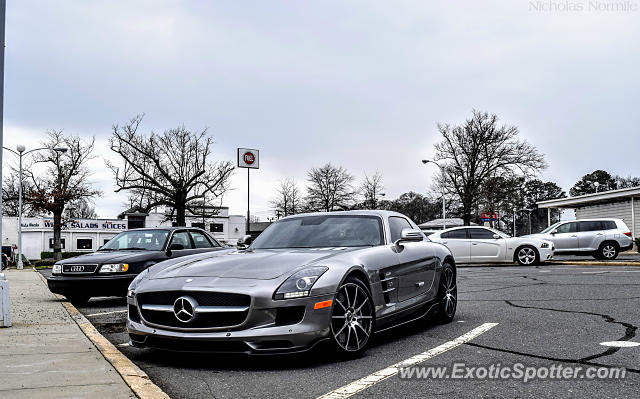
127 211 457 356
47 227 225 304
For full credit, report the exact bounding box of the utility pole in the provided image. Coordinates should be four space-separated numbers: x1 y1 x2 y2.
422 160 447 230
0 0 5 256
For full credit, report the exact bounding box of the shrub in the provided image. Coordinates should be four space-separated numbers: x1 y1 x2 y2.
635 238 640 253
40 251 88 260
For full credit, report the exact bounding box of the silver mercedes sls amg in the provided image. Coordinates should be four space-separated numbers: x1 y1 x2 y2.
126 210 457 356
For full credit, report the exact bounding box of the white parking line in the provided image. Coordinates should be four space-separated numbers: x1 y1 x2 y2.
85 309 128 317
316 322 499 399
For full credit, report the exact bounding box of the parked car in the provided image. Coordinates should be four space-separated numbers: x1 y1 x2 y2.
429 226 554 265
126 210 456 356
47 227 227 304
526 218 633 260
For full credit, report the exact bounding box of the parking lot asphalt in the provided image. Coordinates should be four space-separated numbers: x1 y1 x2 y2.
39 265 640 398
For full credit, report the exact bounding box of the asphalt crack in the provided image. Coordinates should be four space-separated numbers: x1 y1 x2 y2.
504 300 638 363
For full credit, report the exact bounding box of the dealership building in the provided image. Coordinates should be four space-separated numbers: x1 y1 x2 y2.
2 207 246 260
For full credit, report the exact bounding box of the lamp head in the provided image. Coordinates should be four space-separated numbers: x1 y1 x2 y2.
16 144 26 153
421 159 428 164
54 147 68 153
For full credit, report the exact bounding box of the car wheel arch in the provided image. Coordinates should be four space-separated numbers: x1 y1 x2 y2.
339 266 371 291
513 244 538 262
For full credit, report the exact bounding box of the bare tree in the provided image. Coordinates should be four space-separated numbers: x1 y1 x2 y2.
305 163 355 212
2 170 36 217
434 110 546 225
24 130 100 260
360 171 385 209
271 178 301 218
108 115 235 226
65 198 98 219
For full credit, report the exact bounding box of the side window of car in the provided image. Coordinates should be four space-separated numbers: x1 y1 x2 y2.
602 220 617 230
441 229 468 239
170 231 194 249
468 228 496 239
190 231 213 248
389 217 413 242
556 223 577 234
579 221 603 232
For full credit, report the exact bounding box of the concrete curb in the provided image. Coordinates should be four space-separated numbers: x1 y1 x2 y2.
549 261 640 267
35 270 170 399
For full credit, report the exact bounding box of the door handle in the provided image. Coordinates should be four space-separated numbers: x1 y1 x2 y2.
472 243 478 245
571 235 578 237
442 241 448 244
596 233 603 236
415 281 425 288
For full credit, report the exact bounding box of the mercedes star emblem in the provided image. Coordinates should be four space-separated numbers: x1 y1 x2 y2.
173 296 197 323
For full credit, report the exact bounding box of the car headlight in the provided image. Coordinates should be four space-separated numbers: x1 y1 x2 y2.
52 264 62 275
127 268 149 297
540 243 550 249
274 266 329 300
99 263 129 273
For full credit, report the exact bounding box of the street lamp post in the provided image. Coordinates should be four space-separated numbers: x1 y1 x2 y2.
594 181 600 193
422 160 447 230
2 145 67 269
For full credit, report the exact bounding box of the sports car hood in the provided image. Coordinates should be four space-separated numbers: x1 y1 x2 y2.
149 248 356 280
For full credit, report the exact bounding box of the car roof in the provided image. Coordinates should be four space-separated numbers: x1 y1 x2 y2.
559 218 622 222
279 210 411 220
124 226 206 232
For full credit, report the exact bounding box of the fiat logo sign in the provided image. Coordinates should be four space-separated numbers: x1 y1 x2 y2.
243 152 255 165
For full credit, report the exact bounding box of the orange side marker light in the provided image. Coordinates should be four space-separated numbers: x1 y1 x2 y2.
314 300 333 310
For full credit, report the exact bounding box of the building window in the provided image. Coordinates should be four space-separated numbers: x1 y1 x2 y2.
210 223 224 233
104 239 111 245
77 239 93 250
191 222 205 229
49 238 66 249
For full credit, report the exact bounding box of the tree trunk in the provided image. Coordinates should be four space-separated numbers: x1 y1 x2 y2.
53 210 63 261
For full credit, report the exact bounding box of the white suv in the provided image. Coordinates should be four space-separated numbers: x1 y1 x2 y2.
527 218 633 260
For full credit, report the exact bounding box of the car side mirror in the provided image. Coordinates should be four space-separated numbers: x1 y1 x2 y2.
493 234 501 239
394 228 423 249
237 235 253 249
550 229 557 235
169 243 185 251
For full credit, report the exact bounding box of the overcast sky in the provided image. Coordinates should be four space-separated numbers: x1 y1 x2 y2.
3 1 639 220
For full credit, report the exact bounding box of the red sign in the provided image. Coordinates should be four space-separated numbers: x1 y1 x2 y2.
243 152 255 165
481 212 499 221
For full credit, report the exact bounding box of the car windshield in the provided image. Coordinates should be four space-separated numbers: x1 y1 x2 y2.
251 215 385 249
540 222 562 234
100 229 170 251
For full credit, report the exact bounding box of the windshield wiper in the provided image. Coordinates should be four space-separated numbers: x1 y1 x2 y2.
97 248 117 251
118 247 147 251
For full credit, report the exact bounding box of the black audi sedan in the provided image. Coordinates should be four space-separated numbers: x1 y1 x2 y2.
47 227 228 304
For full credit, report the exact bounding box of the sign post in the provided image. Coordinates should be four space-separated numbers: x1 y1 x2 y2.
237 148 259 235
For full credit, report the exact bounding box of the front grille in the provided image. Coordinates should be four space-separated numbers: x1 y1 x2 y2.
137 291 250 307
136 291 251 330
62 264 98 274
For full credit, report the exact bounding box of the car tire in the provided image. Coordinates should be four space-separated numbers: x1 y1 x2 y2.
435 262 457 324
598 242 619 260
516 246 540 266
65 294 90 305
330 277 375 357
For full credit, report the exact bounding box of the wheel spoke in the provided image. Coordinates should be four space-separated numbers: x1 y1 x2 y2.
355 296 369 314
352 326 360 349
335 320 349 337
345 287 351 308
345 324 352 348
332 315 345 319
355 322 370 337
335 297 346 311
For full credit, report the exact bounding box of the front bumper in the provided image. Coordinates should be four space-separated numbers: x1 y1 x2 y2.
540 246 554 261
47 274 135 297
126 287 335 354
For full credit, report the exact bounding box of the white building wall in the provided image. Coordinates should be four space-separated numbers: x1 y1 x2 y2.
575 199 638 237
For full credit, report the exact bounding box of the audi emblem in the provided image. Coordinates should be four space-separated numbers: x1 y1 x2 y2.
70 265 85 272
